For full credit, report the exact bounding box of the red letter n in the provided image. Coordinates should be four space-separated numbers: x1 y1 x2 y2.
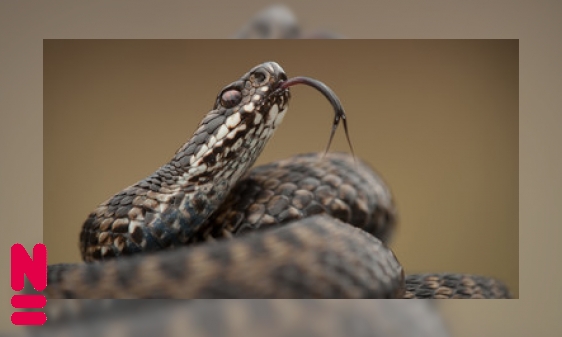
10 243 48 326
11 243 47 292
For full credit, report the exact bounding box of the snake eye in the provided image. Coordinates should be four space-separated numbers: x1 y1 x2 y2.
220 89 242 108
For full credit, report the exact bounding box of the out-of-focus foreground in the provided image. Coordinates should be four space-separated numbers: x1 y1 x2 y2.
22 300 452 337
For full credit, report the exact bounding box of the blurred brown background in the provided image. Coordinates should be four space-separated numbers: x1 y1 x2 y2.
43 40 518 297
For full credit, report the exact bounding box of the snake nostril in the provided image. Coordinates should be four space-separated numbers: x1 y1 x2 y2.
253 70 267 84
220 89 242 108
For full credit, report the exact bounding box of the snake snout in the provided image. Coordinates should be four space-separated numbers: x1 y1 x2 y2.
253 61 288 89
261 61 286 79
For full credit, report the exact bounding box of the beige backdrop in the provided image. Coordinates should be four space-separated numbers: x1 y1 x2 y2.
43 40 518 297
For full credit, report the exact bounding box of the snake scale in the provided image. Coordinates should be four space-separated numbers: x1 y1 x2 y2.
41 60 511 300
21 300 451 337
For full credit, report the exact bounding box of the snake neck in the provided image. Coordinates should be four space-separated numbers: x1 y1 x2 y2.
80 62 291 261
165 99 290 220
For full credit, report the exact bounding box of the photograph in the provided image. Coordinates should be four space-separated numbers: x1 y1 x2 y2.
4 1 560 336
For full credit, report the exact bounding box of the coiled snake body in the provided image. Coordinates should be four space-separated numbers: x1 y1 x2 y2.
44 61 510 299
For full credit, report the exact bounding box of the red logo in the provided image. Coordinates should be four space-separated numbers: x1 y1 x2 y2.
10 243 47 325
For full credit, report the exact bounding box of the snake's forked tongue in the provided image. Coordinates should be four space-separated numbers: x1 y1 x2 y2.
278 77 355 158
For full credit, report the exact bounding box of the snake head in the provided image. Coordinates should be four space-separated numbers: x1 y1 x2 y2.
214 61 290 121
178 62 291 168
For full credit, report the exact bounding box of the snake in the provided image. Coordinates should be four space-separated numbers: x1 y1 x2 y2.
18 300 451 337
39 60 511 300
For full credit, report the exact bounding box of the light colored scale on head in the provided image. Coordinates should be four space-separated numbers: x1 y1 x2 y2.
265 63 275 73
243 102 255 113
226 113 241 128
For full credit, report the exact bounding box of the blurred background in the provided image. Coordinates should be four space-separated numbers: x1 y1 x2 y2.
43 39 518 297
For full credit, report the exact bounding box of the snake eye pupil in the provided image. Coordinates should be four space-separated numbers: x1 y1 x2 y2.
220 89 242 108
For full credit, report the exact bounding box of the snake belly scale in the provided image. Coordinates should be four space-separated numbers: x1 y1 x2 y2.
45 61 511 299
